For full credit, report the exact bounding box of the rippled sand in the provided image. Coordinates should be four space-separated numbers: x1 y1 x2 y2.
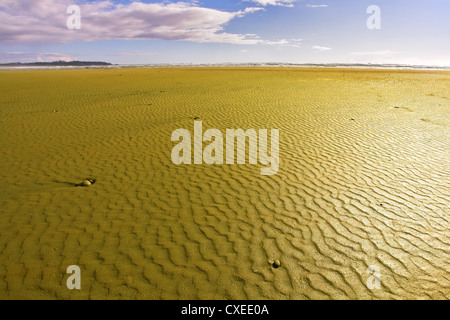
0 68 449 299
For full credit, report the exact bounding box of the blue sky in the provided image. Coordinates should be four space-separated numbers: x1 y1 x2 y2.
1 0 449 65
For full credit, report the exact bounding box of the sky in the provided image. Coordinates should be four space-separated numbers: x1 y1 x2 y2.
0 0 449 66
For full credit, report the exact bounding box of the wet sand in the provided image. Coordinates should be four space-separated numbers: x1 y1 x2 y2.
0 67 448 299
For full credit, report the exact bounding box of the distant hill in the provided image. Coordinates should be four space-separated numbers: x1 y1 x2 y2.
0 60 112 67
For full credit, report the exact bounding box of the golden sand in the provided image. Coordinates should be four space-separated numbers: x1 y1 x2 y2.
0 67 449 299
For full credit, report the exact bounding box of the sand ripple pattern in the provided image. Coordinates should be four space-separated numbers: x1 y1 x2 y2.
0 68 449 299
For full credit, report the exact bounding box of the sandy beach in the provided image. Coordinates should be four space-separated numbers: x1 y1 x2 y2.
0 67 448 299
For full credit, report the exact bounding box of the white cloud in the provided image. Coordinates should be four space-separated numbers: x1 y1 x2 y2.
350 50 399 56
0 0 266 45
265 39 302 47
245 0 298 7
306 4 328 8
312 45 331 51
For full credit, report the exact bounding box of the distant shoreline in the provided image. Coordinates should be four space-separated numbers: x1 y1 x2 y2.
0 61 112 67
1 62 449 71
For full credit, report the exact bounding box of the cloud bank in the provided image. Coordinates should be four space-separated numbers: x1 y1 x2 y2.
0 0 270 45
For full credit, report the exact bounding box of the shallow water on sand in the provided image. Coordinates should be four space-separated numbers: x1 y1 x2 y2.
0 68 449 299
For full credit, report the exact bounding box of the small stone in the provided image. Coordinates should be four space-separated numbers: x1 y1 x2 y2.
269 259 281 269
77 179 96 187
81 180 91 186
272 260 281 269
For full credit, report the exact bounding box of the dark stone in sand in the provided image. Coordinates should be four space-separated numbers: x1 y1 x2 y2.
271 260 281 269
76 179 96 187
